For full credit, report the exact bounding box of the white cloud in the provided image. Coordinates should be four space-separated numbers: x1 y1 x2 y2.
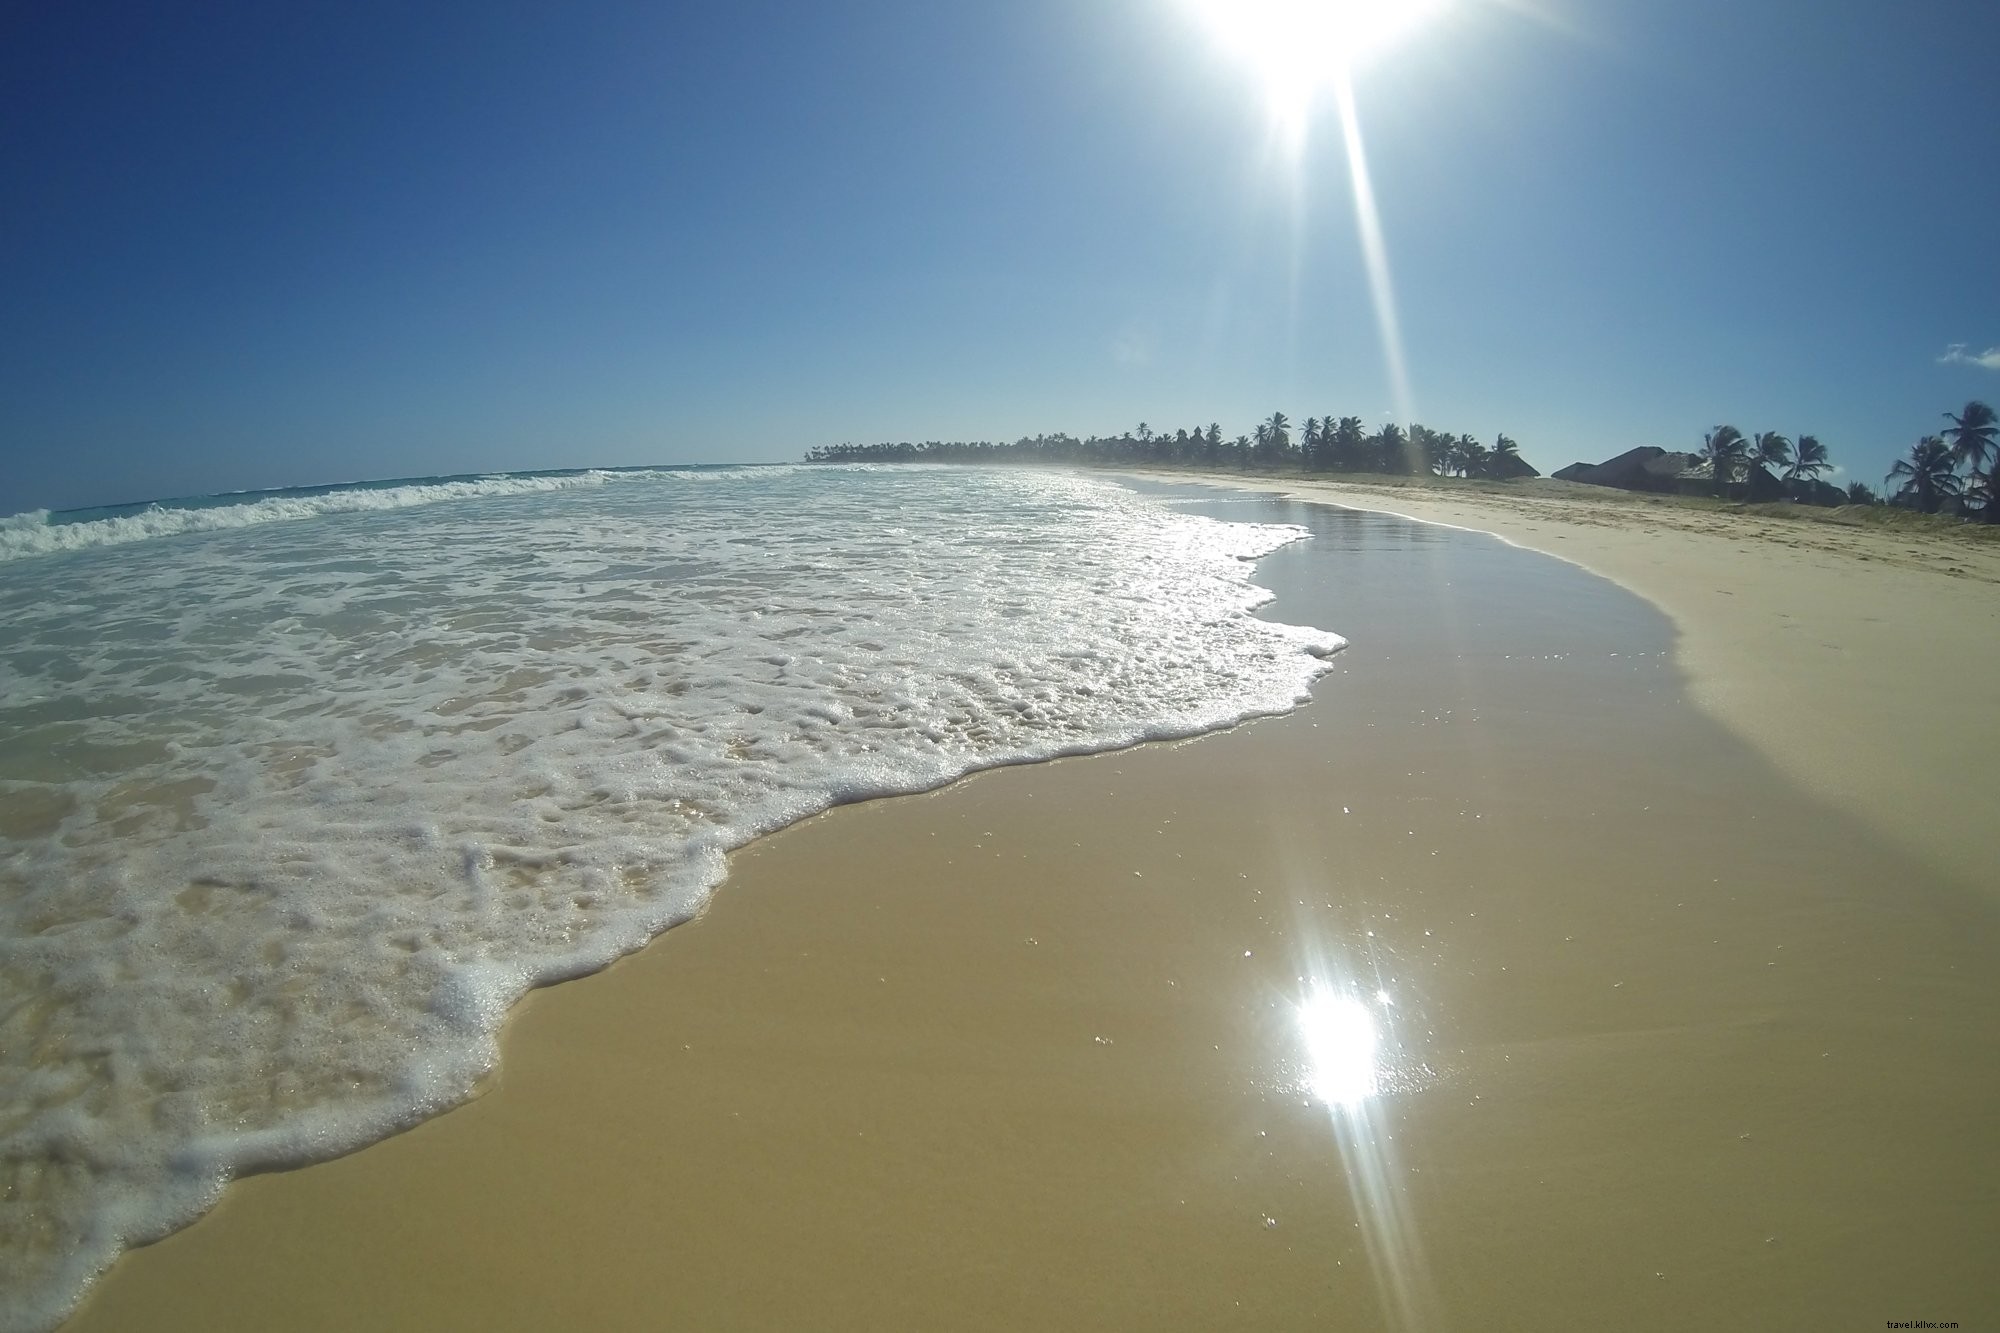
1939 343 2000 370
1110 320 1157 367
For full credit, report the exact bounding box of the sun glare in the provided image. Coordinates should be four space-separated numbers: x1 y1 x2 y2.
1297 986 1382 1106
1184 0 1449 132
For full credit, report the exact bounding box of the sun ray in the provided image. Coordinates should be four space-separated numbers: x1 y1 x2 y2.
1332 73 1416 427
1179 0 1431 432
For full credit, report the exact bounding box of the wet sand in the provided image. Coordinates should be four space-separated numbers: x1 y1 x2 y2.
1172 473 2000 897
63 488 2000 1330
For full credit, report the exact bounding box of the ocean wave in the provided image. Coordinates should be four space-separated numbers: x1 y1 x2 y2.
0 466 796 562
0 466 1339 1330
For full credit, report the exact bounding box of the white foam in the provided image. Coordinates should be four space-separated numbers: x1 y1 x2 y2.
0 465 1341 1330
0 467 797 562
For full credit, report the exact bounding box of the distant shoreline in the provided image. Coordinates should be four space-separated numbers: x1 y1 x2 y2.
1110 464 2000 897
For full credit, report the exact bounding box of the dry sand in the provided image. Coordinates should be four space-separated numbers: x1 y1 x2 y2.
61 481 2000 1331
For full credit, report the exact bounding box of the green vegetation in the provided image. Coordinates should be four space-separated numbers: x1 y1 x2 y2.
806 415 1535 480
1933 400 1998 521
1885 436 1961 515
1702 426 1749 499
1787 435 1830 491
808 397 1999 528
1691 402 1996 520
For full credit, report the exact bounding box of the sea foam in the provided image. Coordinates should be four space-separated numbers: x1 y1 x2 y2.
0 465 1341 1329
0 466 779 562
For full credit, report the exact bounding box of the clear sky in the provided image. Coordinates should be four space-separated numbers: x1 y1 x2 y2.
4 0 1997 512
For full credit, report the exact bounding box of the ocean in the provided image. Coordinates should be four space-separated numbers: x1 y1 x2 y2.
0 463 1342 1329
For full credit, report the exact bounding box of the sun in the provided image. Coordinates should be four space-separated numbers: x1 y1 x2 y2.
1182 0 1450 130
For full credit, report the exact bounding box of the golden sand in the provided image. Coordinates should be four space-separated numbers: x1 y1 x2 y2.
63 482 2000 1330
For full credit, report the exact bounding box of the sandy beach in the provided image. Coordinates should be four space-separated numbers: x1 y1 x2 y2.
61 477 2000 1330
1186 474 2000 899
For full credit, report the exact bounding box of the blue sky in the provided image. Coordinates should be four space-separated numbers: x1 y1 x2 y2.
4 0 1997 512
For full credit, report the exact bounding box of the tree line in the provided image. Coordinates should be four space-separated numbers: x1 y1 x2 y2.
809 398 2000 524
806 413 1531 479
1694 426 1850 504
1876 401 1997 520
1700 401 1996 520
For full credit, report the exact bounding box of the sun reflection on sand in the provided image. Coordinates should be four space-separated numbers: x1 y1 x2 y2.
1297 985 1381 1105
1292 962 1437 1331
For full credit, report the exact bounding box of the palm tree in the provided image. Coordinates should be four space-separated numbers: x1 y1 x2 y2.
1752 431 1792 475
1492 434 1523 475
1429 432 1458 477
1942 400 1997 474
1328 416 1366 472
1422 427 1454 476
1254 412 1291 466
1702 425 1749 498
1844 481 1878 505
1456 434 1489 478
1407 424 1445 475
1941 401 1997 522
1784 435 1830 498
1885 436 1961 514
1373 422 1410 474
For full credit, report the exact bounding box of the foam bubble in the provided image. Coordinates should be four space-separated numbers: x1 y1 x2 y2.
0 465 1341 1329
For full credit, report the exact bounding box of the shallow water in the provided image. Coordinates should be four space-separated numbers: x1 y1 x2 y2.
23 478 2000 1331
0 465 1341 1330
75 489 1995 1331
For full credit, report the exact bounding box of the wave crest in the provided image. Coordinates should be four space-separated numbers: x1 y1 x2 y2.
0 467 799 562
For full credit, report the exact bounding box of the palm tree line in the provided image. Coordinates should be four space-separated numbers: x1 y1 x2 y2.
805 412 1529 479
1708 400 1999 519
1880 401 1997 520
1697 426 1838 501
808 398 2000 524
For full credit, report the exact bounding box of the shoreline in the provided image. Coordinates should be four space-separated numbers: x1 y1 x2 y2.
59 482 2000 1330
1115 469 2000 897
